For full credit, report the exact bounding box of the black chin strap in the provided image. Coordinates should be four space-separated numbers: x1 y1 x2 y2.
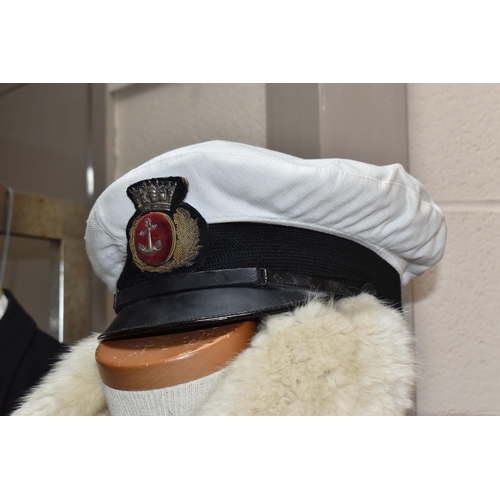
114 267 375 313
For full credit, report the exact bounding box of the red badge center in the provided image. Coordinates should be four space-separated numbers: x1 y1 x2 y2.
133 212 174 266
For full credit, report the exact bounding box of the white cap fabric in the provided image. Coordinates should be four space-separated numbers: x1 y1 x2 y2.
85 140 446 292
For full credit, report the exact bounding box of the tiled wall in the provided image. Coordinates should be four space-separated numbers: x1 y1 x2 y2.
408 84 500 415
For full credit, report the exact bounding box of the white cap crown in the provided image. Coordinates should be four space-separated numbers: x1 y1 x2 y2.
86 140 446 292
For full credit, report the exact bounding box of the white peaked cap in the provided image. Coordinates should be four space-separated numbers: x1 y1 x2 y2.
85 140 446 292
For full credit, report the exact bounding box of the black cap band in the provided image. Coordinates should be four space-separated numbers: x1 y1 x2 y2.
118 222 401 305
101 222 402 341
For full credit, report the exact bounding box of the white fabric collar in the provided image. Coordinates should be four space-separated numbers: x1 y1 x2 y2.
104 368 229 416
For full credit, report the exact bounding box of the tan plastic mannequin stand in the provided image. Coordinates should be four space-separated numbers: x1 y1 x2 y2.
96 321 257 392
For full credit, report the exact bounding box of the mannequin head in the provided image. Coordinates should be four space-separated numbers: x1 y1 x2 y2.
95 321 256 415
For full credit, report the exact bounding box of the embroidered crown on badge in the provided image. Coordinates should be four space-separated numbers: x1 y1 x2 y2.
128 178 178 213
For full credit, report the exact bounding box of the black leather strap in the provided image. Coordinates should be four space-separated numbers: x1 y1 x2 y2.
114 267 369 313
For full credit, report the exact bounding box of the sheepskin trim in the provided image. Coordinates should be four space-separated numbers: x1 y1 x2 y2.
11 294 415 416
12 333 108 416
197 294 416 416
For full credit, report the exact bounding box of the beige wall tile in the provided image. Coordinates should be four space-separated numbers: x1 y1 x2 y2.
408 83 500 201
413 211 500 415
409 83 500 415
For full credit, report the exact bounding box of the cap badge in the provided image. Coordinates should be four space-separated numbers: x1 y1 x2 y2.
126 177 205 273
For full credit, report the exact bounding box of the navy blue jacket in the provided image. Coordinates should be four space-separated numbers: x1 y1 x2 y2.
0 290 67 415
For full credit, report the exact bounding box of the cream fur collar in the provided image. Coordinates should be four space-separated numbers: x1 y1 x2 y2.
12 294 415 416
